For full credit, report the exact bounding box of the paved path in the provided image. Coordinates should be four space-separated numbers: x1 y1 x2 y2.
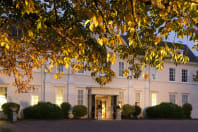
1 120 198 132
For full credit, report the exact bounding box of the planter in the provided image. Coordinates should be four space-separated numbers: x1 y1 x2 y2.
9 107 18 122
116 109 122 120
97 108 102 120
68 110 73 119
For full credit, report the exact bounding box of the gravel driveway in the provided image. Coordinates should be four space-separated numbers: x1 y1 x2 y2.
1 119 198 132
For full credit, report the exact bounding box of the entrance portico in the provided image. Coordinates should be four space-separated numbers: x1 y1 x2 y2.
87 87 124 120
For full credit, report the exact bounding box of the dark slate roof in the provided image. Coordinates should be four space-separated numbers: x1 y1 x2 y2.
121 35 198 63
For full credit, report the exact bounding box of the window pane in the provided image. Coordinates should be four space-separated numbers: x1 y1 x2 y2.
151 67 157 80
169 94 176 104
56 88 63 105
169 68 175 81
182 69 188 82
151 93 157 106
182 95 188 105
135 92 140 106
119 62 124 76
31 95 38 105
78 90 84 105
57 65 63 72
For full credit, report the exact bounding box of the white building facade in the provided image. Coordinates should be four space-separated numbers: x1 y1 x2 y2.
1 41 198 119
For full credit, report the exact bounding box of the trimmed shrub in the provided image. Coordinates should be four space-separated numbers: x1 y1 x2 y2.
2 102 20 118
146 102 185 119
133 105 141 118
182 103 192 119
23 102 64 119
122 104 135 119
61 102 71 119
72 105 87 119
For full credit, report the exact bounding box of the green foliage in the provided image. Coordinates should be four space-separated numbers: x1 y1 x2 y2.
72 105 88 119
146 103 185 119
182 103 192 119
122 104 135 119
133 105 141 118
2 102 20 118
193 71 198 82
23 102 64 119
60 102 71 119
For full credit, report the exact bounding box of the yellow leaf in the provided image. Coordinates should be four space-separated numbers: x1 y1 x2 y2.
98 16 103 25
84 20 90 25
1 42 5 46
5 44 9 50
65 63 69 69
108 20 113 25
54 74 58 79
89 23 94 31
97 38 103 46
28 30 33 37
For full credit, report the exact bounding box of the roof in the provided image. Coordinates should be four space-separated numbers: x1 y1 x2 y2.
121 35 198 63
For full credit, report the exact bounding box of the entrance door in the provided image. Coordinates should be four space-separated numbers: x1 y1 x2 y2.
101 100 106 120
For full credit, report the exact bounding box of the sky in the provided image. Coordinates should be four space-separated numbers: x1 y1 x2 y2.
167 31 198 56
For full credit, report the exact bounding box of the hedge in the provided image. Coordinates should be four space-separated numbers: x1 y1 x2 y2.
182 103 192 119
23 102 64 119
122 104 135 119
146 103 185 119
72 105 87 119
60 102 71 119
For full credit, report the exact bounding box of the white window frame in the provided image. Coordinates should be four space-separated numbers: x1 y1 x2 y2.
169 68 176 82
119 62 124 77
169 93 177 104
151 67 158 80
0 87 7 111
181 69 188 82
77 89 84 105
182 94 188 105
56 64 64 73
135 92 141 106
56 88 64 106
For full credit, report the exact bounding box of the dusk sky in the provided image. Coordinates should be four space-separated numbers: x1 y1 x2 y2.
167 31 197 56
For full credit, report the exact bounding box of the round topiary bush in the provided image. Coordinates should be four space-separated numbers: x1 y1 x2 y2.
182 103 192 119
122 104 135 119
133 105 141 118
23 102 64 119
60 102 71 119
2 102 20 118
72 105 87 119
146 102 185 119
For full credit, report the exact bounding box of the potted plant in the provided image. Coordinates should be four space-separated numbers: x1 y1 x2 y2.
116 105 122 120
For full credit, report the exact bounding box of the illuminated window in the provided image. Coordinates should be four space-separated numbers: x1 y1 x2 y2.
182 94 188 105
56 88 63 105
135 92 141 106
119 62 124 77
31 95 38 105
0 87 7 111
169 94 176 104
57 65 64 73
151 93 157 106
169 68 175 81
77 90 84 105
